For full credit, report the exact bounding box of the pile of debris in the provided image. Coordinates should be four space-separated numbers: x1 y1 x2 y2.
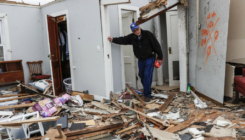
0 83 245 140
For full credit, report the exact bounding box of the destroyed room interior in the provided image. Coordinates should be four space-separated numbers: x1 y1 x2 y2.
0 0 245 140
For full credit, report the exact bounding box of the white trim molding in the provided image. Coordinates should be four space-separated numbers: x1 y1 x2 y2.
100 0 131 100
117 5 140 90
0 13 11 61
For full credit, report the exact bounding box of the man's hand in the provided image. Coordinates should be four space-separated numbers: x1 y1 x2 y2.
158 58 164 65
108 36 113 42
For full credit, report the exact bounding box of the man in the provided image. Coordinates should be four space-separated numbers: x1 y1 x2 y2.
108 23 163 102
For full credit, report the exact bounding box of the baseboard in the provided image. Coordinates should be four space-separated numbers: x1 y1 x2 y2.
191 86 223 107
93 95 108 101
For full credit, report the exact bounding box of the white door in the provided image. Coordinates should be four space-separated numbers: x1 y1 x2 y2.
166 11 180 87
122 12 137 88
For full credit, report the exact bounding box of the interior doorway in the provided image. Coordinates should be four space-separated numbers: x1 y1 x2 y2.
158 10 180 89
47 14 71 96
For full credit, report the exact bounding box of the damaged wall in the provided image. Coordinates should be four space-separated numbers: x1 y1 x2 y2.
226 0 245 61
108 0 158 92
41 0 107 99
0 4 44 83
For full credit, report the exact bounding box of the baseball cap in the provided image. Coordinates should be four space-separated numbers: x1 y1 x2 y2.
130 23 139 32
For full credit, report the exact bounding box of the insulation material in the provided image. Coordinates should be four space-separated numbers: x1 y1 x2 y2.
213 116 232 127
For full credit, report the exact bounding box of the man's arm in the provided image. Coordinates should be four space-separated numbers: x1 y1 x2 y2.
148 32 163 61
108 34 132 45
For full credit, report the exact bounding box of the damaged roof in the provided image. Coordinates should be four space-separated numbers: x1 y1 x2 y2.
0 0 39 6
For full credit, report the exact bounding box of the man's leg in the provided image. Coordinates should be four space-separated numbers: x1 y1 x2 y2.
142 57 155 98
138 59 145 86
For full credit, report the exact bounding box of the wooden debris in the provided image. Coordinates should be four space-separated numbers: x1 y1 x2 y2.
158 93 175 112
126 84 146 105
0 95 37 103
74 119 95 126
65 123 124 137
0 116 60 126
137 107 146 122
119 103 169 126
117 123 141 134
0 103 35 110
71 91 94 101
43 84 52 95
55 124 63 138
0 93 29 97
91 101 120 114
146 103 161 110
166 112 205 133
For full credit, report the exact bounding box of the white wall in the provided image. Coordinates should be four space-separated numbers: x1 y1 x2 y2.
41 0 107 98
226 0 245 61
0 4 44 83
108 0 157 92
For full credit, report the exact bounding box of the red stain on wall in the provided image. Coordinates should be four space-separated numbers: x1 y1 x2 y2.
208 21 214 28
201 38 206 47
211 11 216 18
207 13 211 19
205 46 212 64
201 29 208 36
214 31 219 42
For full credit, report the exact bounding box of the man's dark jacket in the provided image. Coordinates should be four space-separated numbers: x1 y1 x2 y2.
112 29 163 60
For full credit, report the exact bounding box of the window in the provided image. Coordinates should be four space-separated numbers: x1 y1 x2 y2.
0 19 4 61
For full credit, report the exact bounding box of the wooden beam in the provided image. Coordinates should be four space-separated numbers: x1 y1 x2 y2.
158 93 175 112
0 94 29 98
55 124 63 138
126 84 145 105
67 125 123 140
65 123 124 137
43 84 52 95
0 95 37 103
0 116 60 126
119 103 169 126
136 2 180 25
0 103 35 110
117 123 141 134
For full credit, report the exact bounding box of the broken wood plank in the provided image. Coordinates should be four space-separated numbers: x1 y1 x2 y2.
42 127 66 140
148 118 165 129
126 84 146 105
43 84 52 95
91 101 120 114
0 95 37 103
65 123 124 137
111 100 121 109
0 116 60 126
55 124 63 138
102 109 128 118
166 112 205 133
0 103 35 110
74 120 95 126
137 107 146 122
119 103 169 126
0 93 29 97
121 115 127 123
117 123 141 134
158 93 175 112
71 91 93 101
67 125 123 140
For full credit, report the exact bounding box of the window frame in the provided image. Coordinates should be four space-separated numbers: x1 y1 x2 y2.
0 18 5 61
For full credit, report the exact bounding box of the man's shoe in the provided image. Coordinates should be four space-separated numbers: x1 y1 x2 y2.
144 97 151 102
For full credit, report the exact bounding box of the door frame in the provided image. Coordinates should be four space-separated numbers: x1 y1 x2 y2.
118 5 140 90
45 10 74 96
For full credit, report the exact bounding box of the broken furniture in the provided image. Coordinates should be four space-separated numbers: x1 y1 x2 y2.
233 68 245 103
27 61 51 83
0 60 24 85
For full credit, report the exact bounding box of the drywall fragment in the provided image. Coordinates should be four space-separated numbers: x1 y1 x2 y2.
202 126 237 138
139 126 181 140
191 91 207 109
84 108 110 115
91 101 120 114
69 95 83 106
164 111 180 120
152 93 168 99
213 116 232 127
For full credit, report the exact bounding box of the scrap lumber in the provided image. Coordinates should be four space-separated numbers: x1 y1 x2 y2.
65 123 124 137
166 112 205 133
119 103 169 126
0 94 29 97
43 84 52 95
67 125 123 140
55 124 63 138
148 118 165 129
41 127 66 140
117 123 141 134
91 101 120 113
74 119 95 126
111 100 121 109
0 95 37 103
0 103 35 110
158 93 175 112
126 84 146 105
137 107 146 122
0 116 60 126
71 91 93 101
